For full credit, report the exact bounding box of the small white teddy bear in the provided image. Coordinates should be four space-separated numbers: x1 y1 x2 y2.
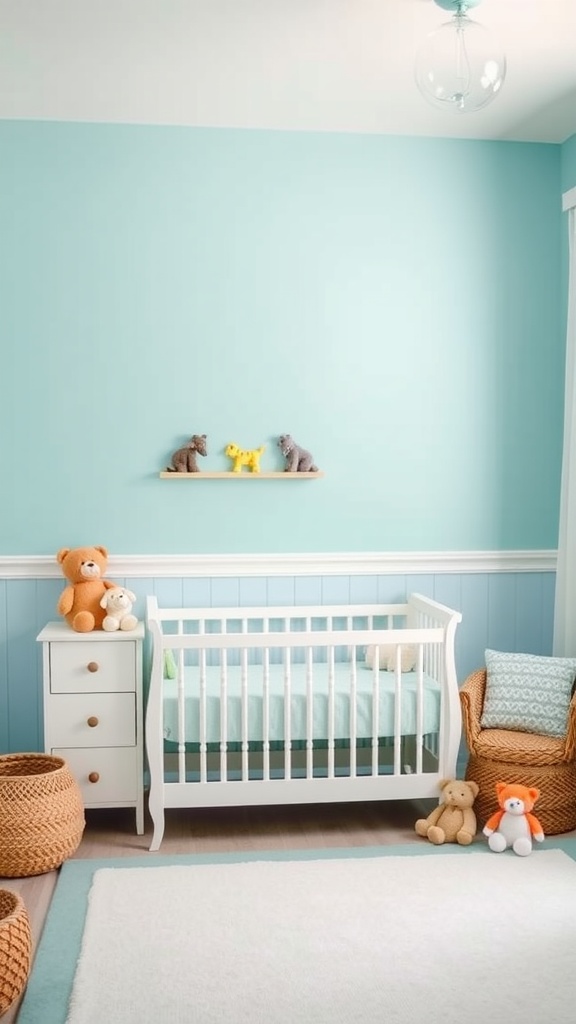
365 644 417 672
100 587 138 631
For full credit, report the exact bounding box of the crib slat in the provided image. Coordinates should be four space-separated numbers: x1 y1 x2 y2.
241 617 249 781
349 651 357 778
393 647 402 776
196 616 207 784
415 644 424 776
220 644 228 782
327 646 335 779
371 658 380 776
177 621 186 784
283 632 292 781
263 648 270 782
305 627 313 780
199 648 208 784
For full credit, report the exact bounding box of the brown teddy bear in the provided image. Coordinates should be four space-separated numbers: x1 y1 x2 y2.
415 778 479 846
56 546 116 632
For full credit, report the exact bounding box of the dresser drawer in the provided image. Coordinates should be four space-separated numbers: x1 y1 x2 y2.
38 620 145 834
45 692 136 747
52 747 139 804
49 641 137 693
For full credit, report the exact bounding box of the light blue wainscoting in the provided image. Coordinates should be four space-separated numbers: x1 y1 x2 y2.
0 566 555 755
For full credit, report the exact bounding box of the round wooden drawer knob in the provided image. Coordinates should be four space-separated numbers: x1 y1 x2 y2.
87 716 99 728
88 772 100 784
87 662 99 673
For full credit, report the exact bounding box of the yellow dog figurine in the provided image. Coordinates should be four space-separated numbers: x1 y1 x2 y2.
225 442 266 473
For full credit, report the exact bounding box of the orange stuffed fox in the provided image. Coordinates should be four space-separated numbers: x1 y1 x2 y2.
483 782 544 857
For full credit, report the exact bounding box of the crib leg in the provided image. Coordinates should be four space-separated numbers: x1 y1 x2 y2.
149 812 165 852
147 784 166 851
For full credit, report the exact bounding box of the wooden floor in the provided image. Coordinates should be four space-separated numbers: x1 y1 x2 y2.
1 795 440 1022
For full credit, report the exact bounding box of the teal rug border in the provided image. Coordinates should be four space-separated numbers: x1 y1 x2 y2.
16 837 576 1024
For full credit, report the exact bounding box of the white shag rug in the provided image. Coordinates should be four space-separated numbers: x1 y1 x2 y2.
66 849 576 1024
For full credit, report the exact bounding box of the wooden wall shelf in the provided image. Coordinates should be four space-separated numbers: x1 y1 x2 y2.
159 471 324 479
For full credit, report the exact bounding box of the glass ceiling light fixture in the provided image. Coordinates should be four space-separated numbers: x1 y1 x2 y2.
415 0 506 114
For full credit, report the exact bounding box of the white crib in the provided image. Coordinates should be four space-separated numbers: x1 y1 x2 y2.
145 593 462 851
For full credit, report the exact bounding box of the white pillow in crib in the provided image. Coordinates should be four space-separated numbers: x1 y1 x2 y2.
365 644 417 672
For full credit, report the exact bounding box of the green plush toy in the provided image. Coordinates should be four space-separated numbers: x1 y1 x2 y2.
164 649 177 679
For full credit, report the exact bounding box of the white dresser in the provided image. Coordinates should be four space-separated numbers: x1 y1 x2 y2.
37 621 145 835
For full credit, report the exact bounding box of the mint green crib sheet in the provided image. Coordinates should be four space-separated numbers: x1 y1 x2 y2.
162 663 441 745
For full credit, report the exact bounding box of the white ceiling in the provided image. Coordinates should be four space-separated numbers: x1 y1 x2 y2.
1 0 576 144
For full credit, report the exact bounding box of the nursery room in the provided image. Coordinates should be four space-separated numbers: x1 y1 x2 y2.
2 1 576 1021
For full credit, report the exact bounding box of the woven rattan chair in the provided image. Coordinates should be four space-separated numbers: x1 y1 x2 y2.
459 669 576 835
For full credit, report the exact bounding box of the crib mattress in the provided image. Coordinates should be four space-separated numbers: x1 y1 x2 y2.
162 664 441 745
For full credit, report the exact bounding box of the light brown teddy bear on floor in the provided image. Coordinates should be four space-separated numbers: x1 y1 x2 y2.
56 545 116 632
415 778 479 846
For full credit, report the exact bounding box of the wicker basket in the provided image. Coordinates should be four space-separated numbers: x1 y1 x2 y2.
466 754 576 835
0 889 32 1016
0 754 85 878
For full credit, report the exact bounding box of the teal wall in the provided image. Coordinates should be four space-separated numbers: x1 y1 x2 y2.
561 132 576 191
0 123 570 755
0 122 564 556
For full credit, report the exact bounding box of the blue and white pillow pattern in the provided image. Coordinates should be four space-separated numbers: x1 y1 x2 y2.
481 649 576 738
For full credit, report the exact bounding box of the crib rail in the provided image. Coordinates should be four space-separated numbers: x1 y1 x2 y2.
145 593 462 851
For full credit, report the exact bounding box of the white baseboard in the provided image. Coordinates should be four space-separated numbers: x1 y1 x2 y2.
0 550 557 579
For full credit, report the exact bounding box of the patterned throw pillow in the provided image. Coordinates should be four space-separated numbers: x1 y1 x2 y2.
480 649 576 737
